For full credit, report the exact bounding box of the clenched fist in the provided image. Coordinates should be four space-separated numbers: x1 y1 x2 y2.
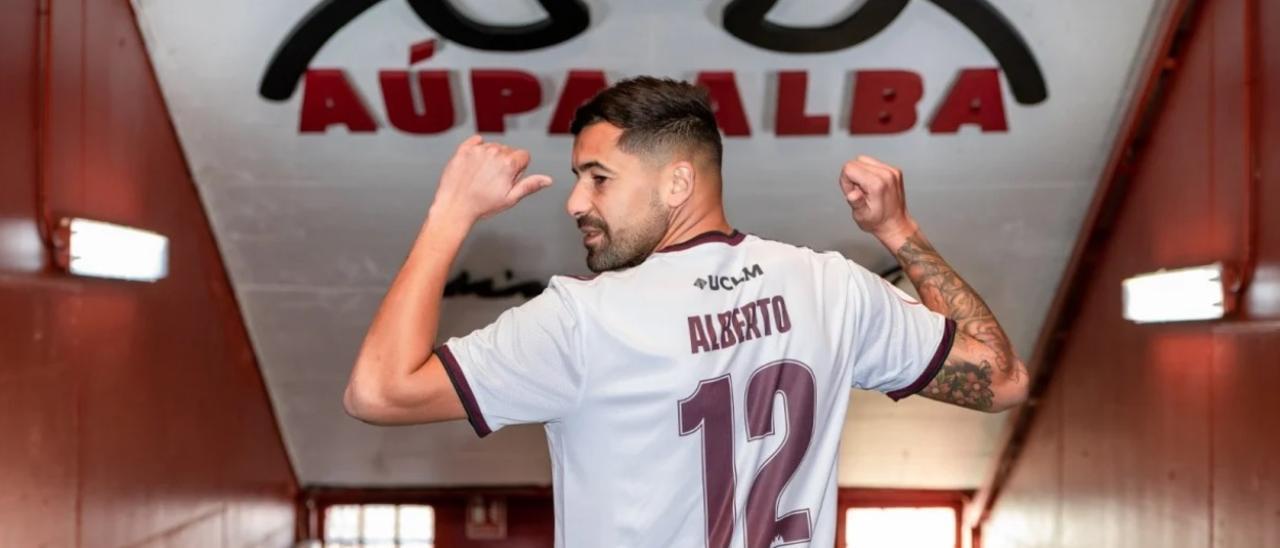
838 155 919 248
431 135 553 224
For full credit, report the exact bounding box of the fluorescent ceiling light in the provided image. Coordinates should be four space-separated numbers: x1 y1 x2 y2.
1122 262 1227 323
62 218 169 282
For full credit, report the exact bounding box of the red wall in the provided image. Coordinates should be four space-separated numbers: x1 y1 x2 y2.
0 1 298 546
981 0 1280 546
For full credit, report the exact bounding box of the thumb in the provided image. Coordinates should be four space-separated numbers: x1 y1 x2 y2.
455 134 483 153
845 185 866 207
507 174 554 203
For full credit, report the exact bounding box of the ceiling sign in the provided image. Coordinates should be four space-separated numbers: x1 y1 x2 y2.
259 0 1047 137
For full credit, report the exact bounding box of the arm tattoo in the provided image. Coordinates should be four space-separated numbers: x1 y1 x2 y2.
893 232 1022 409
924 359 995 411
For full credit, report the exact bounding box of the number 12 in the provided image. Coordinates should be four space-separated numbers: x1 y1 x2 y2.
678 360 817 548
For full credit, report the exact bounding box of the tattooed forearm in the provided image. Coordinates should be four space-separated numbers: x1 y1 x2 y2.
894 233 1004 351
893 232 1017 377
924 358 995 411
891 230 1027 410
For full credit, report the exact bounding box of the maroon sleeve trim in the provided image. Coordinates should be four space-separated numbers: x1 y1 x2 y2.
887 317 957 401
436 344 493 438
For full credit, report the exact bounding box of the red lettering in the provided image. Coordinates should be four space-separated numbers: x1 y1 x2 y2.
696 71 751 136
929 68 1008 133
299 69 377 133
775 71 829 136
471 70 542 133
297 67 1021 138
379 70 455 134
408 39 437 64
850 70 923 135
548 70 608 134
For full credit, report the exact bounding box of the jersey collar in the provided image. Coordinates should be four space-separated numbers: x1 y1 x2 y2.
655 229 746 253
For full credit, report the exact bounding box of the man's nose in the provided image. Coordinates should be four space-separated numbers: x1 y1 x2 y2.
565 180 590 219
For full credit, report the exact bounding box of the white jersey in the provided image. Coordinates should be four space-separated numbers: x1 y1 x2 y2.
438 230 955 548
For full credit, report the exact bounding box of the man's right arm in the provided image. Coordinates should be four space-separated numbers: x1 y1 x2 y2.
343 212 470 425
344 136 553 425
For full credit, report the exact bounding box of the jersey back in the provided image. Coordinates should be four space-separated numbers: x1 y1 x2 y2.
439 231 954 548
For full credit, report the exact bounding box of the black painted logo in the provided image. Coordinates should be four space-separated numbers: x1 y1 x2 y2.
260 0 590 101
443 270 545 299
722 0 1046 104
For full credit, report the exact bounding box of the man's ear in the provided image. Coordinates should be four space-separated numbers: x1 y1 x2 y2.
666 160 695 208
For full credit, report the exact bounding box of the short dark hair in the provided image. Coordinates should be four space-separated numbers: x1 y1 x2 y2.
570 76 723 168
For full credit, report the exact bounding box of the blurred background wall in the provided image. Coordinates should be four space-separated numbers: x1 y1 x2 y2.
980 0 1280 546
0 1 297 545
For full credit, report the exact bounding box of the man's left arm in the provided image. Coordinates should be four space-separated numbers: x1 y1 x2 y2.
887 228 1027 411
840 156 1029 412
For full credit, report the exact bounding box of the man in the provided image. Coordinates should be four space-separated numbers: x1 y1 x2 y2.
345 77 1028 547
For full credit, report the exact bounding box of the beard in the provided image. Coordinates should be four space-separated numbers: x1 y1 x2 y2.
579 193 668 273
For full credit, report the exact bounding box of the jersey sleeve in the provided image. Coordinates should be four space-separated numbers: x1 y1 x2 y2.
435 278 583 437
844 260 956 400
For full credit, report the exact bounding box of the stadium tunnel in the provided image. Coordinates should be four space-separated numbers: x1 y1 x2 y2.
2 0 1278 546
